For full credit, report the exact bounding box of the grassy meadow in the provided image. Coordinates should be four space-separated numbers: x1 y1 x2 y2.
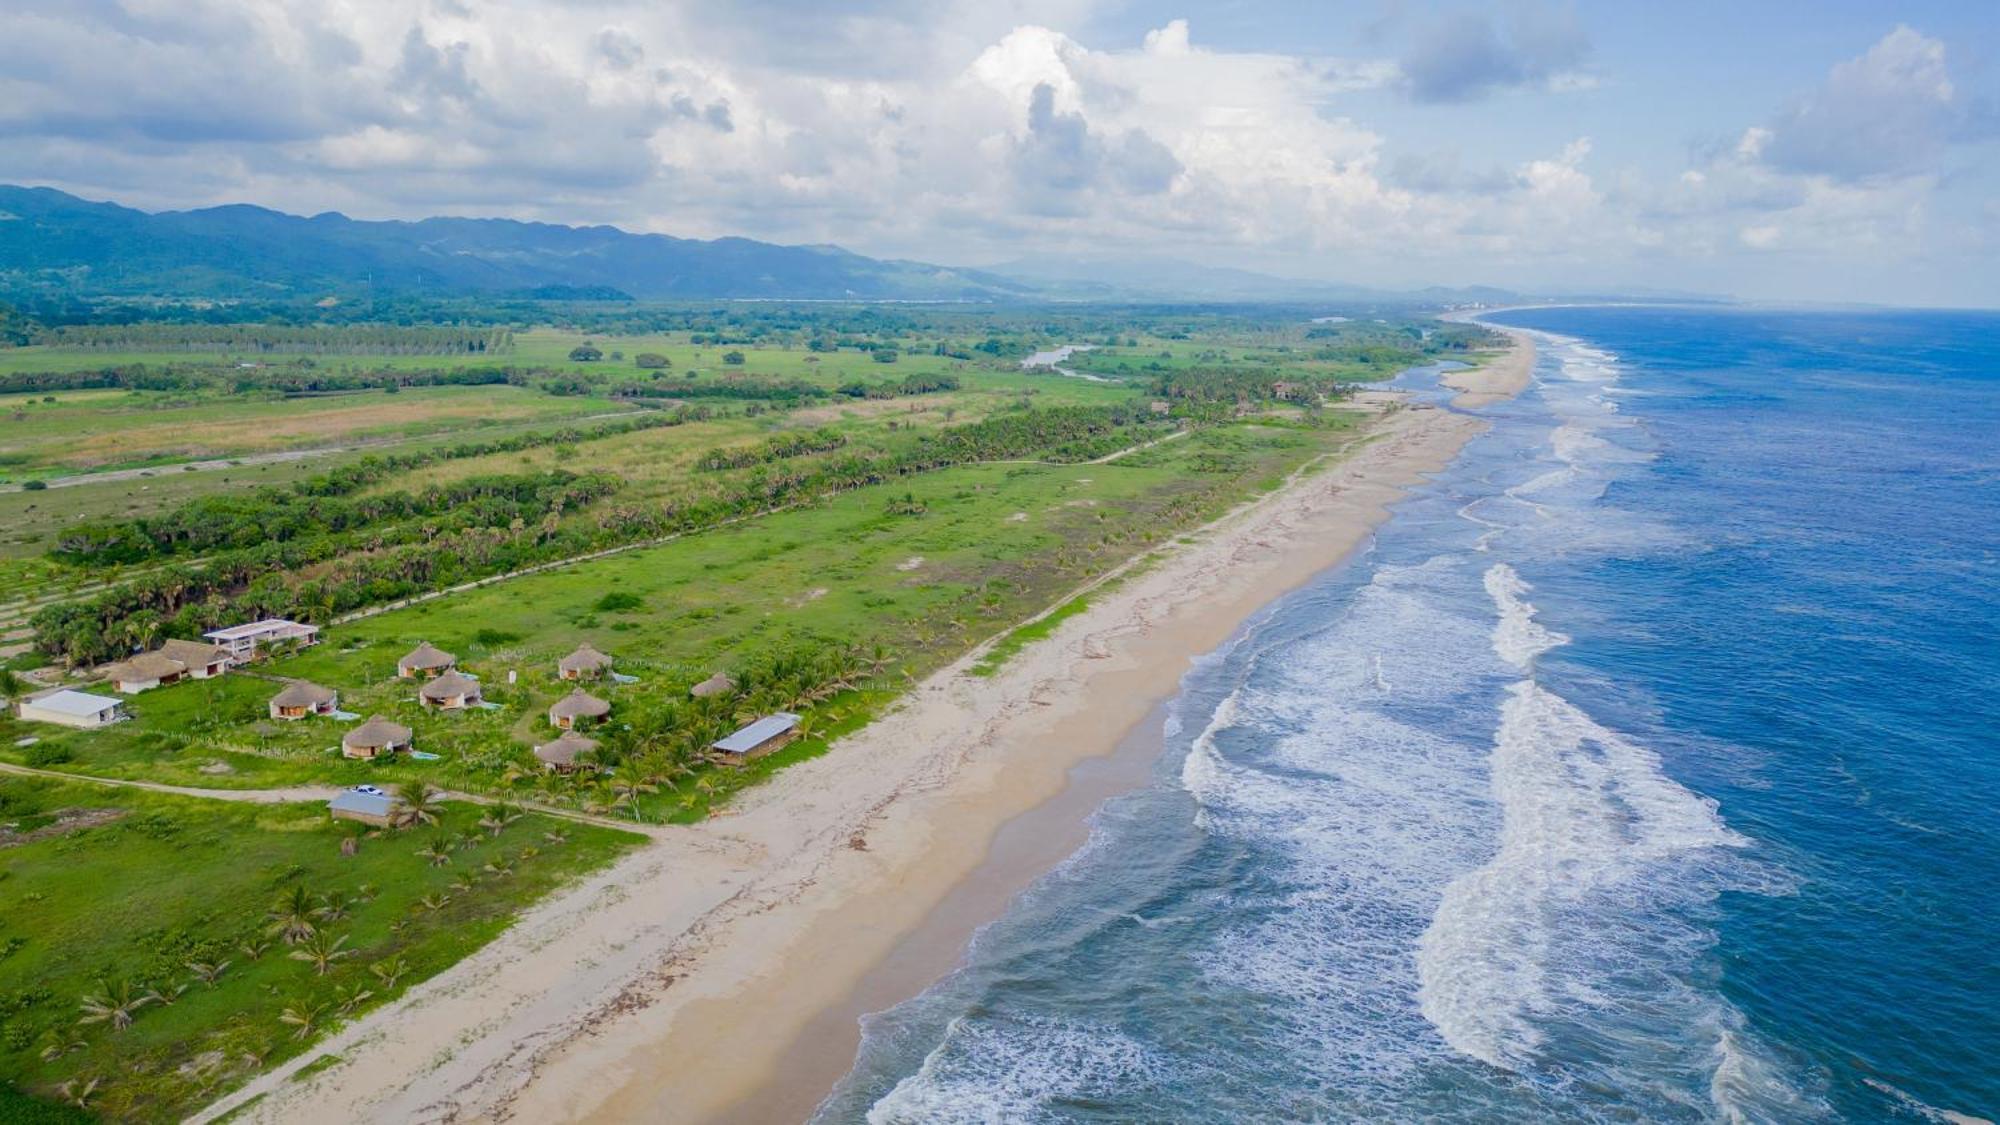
0 774 638 1121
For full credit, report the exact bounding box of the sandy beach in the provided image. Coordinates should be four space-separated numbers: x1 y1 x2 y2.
198 333 1534 1125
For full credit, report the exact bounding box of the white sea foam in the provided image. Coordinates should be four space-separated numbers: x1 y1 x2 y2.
866 1015 1169 1124
1416 678 1746 1071
1484 563 1569 670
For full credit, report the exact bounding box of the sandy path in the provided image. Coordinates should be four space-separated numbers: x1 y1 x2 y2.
0 759 342 803
197 337 1533 1125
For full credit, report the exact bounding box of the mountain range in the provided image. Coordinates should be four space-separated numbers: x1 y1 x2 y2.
0 184 1563 305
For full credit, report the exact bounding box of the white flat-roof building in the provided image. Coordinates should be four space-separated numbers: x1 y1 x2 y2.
203 618 321 659
711 711 802 764
17 689 128 729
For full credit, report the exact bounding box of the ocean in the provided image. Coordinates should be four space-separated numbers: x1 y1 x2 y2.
812 307 2000 1123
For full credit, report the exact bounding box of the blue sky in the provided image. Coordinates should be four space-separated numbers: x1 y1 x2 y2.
1 1 1994 304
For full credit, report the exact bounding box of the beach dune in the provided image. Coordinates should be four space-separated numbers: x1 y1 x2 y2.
196 333 1532 1125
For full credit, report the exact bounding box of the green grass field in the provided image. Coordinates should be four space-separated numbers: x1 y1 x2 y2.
1 412 1355 821
0 384 629 478
0 774 638 1120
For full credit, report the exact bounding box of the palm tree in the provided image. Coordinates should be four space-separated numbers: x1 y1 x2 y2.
0 668 25 707
417 835 454 867
370 956 410 991
314 890 355 923
394 782 443 828
418 892 451 913
333 982 374 1016
266 886 318 944
239 938 272 961
288 932 354 976
78 980 155 1031
146 983 190 1007
542 828 569 846
57 1077 98 1110
279 1000 327 1041
483 858 516 878
478 803 523 838
187 960 231 988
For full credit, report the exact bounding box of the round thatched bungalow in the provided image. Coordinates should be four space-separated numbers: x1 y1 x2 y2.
533 730 599 772
548 687 610 730
397 642 456 679
557 644 613 681
418 669 483 710
689 671 737 699
342 715 412 760
269 680 339 720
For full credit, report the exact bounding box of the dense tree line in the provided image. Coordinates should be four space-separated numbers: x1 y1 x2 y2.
33 471 620 666
834 373 961 399
697 429 848 471
31 324 513 355
53 405 714 566
612 376 826 403
33 404 1170 666
54 471 613 565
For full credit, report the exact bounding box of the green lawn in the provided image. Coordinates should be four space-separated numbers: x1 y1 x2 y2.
0 775 639 1121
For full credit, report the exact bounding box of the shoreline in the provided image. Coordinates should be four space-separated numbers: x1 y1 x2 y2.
200 334 1534 1125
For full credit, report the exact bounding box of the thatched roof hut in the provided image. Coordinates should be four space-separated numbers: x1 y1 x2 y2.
342 715 412 759
557 644 614 680
269 680 339 720
533 731 599 771
159 638 234 676
271 681 337 708
102 650 187 691
548 688 610 730
418 669 483 709
398 642 456 678
689 671 737 699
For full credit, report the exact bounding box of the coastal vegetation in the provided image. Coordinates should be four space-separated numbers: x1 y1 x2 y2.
0 775 636 1121
0 297 1504 1118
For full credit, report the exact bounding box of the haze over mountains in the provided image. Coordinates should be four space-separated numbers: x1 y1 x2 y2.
0 184 1651 306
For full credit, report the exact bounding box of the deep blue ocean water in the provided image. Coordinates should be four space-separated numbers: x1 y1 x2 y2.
814 308 2000 1123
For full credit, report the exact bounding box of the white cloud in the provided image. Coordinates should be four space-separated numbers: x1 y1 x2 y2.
0 3 1990 302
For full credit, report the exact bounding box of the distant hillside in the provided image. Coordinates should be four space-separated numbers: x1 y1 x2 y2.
0 185 1034 302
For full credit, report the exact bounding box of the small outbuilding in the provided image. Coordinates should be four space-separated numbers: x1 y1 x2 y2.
689 671 737 699
17 689 127 729
547 688 610 731
160 639 235 678
102 650 188 694
327 790 401 827
342 715 413 760
1149 399 1172 416
203 618 320 660
269 680 339 721
533 730 600 772
398 642 457 679
418 669 483 710
557 644 614 681
711 712 802 765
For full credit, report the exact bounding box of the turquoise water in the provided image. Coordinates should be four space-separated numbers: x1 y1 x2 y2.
815 308 2000 1123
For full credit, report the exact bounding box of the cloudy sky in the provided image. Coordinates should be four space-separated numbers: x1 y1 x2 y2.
3 0 1995 304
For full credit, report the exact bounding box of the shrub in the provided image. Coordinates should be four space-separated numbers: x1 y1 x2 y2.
23 744 74 767
721 350 745 366
568 345 604 362
21 479 46 491
634 353 669 369
593 592 644 614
